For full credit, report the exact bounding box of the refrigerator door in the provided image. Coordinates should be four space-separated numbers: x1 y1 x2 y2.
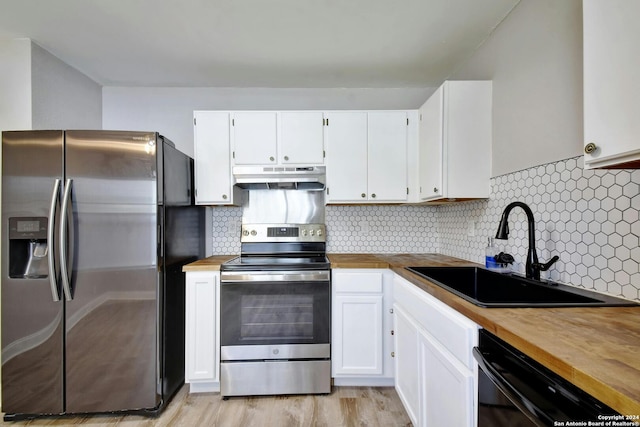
63 131 160 413
1 131 65 415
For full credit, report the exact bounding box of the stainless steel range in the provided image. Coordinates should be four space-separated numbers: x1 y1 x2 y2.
220 184 331 398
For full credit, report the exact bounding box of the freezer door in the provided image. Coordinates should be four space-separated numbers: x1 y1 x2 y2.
1 131 65 415
63 131 160 413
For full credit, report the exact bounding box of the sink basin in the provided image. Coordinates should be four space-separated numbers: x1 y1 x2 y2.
406 266 639 308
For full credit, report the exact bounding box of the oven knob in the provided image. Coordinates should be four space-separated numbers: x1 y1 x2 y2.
242 230 249 236
317 229 323 236
310 230 315 236
273 349 279 355
250 230 257 236
302 230 308 236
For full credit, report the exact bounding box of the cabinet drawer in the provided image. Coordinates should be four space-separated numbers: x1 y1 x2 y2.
394 275 477 369
333 271 383 293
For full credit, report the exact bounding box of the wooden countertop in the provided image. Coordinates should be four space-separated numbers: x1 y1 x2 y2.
182 255 236 271
327 253 479 269
183 253 640 415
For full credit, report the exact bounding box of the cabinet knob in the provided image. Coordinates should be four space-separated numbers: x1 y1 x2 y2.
391 352 395 358
584 142 598 154
361 193 366 198
389 308 394 314
433 187 439 193
269 156 275 162
284 155 289 161
391 330 394 335
371 193 376 198
222 194 228 200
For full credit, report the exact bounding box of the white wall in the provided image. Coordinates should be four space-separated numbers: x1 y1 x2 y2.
102 87 432 157
0 39 32 132
450 0 583 177
31 43 102 129
0 39 102 131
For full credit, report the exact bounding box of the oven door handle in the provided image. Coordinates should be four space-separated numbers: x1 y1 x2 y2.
221 270 330 283
473 347 549 427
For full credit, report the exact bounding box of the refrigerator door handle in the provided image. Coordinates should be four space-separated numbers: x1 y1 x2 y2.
48 179 62 301
60 178 73 301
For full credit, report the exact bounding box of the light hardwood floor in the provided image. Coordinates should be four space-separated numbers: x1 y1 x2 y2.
1 385 412 426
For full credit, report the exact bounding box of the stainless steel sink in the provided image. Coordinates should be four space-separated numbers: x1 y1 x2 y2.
406 266 639 308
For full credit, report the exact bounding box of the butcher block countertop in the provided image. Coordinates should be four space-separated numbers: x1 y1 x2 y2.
183 253 640 415
182 255 236 271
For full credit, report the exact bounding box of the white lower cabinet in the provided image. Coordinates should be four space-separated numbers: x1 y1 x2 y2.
419 328 474 427
393 274 478 427
331 269 394 386
394 306 421 423
185 271 220 392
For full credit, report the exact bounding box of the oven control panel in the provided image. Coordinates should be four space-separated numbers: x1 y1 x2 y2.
241 223 326 243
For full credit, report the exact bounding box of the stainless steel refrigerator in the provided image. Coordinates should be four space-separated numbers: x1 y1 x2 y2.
1 130 204 420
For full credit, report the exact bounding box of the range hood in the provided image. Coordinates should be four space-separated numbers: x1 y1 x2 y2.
233 165 326 190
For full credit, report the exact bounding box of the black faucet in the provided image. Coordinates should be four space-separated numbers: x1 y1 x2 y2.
495 201 559 280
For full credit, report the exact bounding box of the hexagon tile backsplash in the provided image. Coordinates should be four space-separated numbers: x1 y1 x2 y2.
210 155 640 301
439 156 640 301
325 205 439 253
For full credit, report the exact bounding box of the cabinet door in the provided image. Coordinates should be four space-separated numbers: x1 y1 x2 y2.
232 112 277 165
332 294 383 375
325 112 368 202
418 86 444 201
583 0 640 169
279 112 325 165
193 111 232 204
394 305 420 426
185 272 218 383
368 112 408 202
420 331 474 427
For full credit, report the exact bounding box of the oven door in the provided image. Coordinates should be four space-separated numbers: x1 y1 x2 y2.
220 270 330 361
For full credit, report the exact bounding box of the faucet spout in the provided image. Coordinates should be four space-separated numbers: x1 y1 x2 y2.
495 201 556 281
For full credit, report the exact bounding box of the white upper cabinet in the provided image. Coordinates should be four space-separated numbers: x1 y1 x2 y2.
418 88 444 201
583 0 640 169
324 112 369 201
279 112 325 164
326 111 408 203
231 111 325 166
368 112 409 202
193 111 235 205
418 81 492 203
231 112 278 165
194 109 413 204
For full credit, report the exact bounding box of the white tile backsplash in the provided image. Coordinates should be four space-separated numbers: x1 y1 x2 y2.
439 156 640 301
209 204 439 255
209 156 640 301
210 207 242 255
325 205 438 254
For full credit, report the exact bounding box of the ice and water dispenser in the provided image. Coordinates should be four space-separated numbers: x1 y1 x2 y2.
8 217 49 279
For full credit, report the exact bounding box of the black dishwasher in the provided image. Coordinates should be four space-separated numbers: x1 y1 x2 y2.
473 330 633 427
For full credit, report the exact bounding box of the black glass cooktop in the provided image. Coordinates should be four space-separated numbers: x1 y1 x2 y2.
221 255 330 271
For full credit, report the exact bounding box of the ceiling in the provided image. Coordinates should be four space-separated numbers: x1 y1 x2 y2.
0 0 519 88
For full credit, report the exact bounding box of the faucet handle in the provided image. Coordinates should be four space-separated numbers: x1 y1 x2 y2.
534 255 559 272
